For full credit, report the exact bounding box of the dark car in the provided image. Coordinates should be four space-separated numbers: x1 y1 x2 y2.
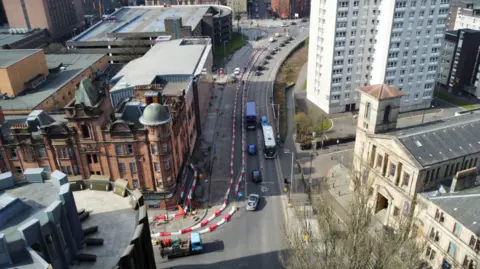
301 18 308 22
257 65 264 71
266 55 272 59
279 42 285 47
262 60 269 65
252 170 262 183
291 21 297 25
270 50 276 55
248 144 257 156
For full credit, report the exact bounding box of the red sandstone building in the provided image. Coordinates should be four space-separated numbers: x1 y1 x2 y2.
0 38 213 208
271 0 310 19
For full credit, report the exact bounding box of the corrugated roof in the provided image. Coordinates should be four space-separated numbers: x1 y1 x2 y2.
422 184 480 236
390 112 480 167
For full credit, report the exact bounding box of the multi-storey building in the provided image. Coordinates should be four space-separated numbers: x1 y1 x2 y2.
307 0 450 114
0 38 213 208
1 0 85 41
67 5 231 63
453 4 480 30
0 49 109 115
353 84 480 268
437 29 480 98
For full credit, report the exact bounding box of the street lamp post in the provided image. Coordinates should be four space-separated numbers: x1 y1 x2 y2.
284 149 294 202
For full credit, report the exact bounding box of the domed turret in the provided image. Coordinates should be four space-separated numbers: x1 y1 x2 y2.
139 103 172 126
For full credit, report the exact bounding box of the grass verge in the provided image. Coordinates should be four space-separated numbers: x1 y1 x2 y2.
274 40 308 141
435 89 479 110
213 33 248 63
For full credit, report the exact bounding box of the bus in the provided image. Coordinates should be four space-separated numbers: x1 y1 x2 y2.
246 102 256 130
262 125 277 158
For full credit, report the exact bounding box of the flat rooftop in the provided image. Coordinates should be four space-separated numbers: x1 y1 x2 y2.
0 49 40 68
0 34 30 47
70 190 136 269
1 181 60 242
0 54 105 111
110 38 209 93
71 5 211 42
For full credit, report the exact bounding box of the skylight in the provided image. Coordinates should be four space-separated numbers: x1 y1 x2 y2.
415 140 422 147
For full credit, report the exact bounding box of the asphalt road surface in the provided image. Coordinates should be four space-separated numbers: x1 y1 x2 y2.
156 26 309 269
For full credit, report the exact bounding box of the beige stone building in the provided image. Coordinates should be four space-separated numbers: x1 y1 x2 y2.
353 84 480 268
416 167 480 269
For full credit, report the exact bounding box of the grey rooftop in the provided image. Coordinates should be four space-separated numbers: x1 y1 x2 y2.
421 185 480 236
0 54 105 111
110 39 210 93
0 49 40 68
388 112 480 167
71 5 213 42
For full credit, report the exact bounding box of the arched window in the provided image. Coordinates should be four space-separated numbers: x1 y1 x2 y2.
384 105 391 123
365 102 371 119
81 124 91 138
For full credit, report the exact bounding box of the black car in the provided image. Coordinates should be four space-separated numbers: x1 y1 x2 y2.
252 170 262 183
266 55 272 59
301 18 308 22
270 50 276 55
257 65 264 71
291 21 297 25
262 60 269 65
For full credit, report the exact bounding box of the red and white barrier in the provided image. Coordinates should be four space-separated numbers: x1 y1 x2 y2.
150 48 267 239
184 163 198 211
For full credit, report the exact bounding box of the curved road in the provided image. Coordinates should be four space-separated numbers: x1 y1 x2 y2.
157 25 309 269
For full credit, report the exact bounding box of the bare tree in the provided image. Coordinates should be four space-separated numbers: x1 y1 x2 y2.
280 149 427 269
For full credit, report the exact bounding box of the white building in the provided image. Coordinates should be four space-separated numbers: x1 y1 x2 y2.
454 7 480 30
307 0 450 114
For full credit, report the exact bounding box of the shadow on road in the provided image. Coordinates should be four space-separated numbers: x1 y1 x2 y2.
166 250 287 269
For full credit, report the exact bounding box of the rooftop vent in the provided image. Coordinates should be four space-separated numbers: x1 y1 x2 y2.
415 140 422 147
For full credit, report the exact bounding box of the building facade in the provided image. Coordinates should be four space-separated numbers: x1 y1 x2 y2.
1 0 85 41
0 38 213 208
437 29 480 98
307 0 450 114
453 5 480 30
67 5 231 63
416 168 480 269
353 84 480 268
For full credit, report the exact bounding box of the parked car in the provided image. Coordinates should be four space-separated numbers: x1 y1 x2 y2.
301 18 308 22
234 67 241 75
246 194 260 211
255 70 262 76
248 144 257 155
252 170 262 183
291 21 297 25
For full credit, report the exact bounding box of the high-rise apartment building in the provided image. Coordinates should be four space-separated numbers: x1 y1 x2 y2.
2 0 85 41
307 0 450 114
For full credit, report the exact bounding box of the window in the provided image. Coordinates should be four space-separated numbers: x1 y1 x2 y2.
38 148 46 158
132 179 139 189
126 144 133 155
434 209 445 223
376 154 383 168
115 145 123 155
92 154 98 163
15 166 22 175
154 162 161 172
129 162 137 173
453 222 461 236
81 124 91 138
11 149 17 159
403 173 410 186
425 246 436 260
87 154 92 164
383 105 391 123
162 144 168 153
390 163 396 177
365 102 371 119
61 166 72 175
118 163 126 173
164 160 171 170
448 242 456 256
56 148 69 159
151 144 158 154
469 235 480 252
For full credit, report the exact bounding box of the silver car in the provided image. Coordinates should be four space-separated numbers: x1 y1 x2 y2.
246 194 260 211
